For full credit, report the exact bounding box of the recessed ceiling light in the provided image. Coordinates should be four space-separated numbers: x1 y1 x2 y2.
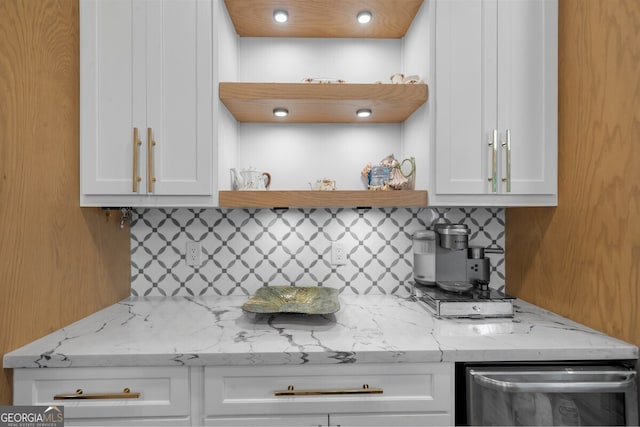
357 108 372 118
273 9 289 23
273 107 289 118
357 11 373 24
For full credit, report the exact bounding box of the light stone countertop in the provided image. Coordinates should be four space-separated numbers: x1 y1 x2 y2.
3 294 637 369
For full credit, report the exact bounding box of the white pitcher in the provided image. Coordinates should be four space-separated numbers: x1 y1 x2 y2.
230 168 271 191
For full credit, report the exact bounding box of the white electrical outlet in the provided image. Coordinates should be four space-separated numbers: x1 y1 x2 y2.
331 241 347 265
186 241 202 266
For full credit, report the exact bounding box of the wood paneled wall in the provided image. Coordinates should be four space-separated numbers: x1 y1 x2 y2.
0 0 130 405
507 0 640 345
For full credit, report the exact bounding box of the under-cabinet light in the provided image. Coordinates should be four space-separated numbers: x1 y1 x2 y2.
273 9 289 23
273 107 289 118
357 11 373 24
357 108 372 118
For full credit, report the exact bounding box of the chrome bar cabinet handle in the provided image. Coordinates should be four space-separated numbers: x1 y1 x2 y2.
147 127 156 193
502 129 512 192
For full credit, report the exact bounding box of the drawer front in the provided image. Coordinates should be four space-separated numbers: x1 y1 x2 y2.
13 366 190 419
204 363 453 417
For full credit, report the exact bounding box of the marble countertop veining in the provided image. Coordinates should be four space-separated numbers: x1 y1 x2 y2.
3 295 637 369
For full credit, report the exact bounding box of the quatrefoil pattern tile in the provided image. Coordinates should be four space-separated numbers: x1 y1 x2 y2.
130 208 505 297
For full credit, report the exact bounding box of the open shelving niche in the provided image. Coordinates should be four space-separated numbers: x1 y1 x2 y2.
215 0 431 208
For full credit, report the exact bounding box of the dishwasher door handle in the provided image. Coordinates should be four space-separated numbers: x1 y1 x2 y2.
469 370 636 393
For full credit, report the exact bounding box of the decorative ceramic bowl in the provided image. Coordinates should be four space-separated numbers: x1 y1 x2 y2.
242 286 340 314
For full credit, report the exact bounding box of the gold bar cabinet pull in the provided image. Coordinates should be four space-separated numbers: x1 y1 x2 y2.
501 129 512 192
147 127 157 193
274 384 383 396
488 129 498 192
132 128 142 192
54 387 140 400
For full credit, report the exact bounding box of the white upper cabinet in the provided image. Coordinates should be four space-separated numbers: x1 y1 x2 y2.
432 0 557 206
80 0 214 207
79 0 556 208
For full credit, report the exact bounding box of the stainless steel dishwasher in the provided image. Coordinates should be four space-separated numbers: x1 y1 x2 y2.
456 364 638 426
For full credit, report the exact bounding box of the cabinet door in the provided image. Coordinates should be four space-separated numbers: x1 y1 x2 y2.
205 415 327 426
433 0 557 204
434 0 497 195
80 0 213 201
496 0 557 195
329 413 450 426
80 0 140 196
145 0 213 196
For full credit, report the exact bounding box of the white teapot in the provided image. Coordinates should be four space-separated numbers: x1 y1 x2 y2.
231 168 271 191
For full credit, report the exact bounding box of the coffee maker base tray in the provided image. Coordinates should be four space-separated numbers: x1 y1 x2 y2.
422 298 514 318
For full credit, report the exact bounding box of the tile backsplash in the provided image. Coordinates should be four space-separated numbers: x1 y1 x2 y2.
130 207 505 297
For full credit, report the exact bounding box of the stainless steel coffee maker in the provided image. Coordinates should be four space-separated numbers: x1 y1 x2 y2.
412 224 499 290
413 225 512 317
434 224 492 288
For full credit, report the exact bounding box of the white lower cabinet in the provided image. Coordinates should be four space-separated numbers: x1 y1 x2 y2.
13 366 191 426
13 363 454 426
202 363 453 427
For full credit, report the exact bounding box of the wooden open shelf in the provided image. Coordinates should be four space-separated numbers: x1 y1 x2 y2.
219 83 428 123
223 0 424 38
219 190 428 208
